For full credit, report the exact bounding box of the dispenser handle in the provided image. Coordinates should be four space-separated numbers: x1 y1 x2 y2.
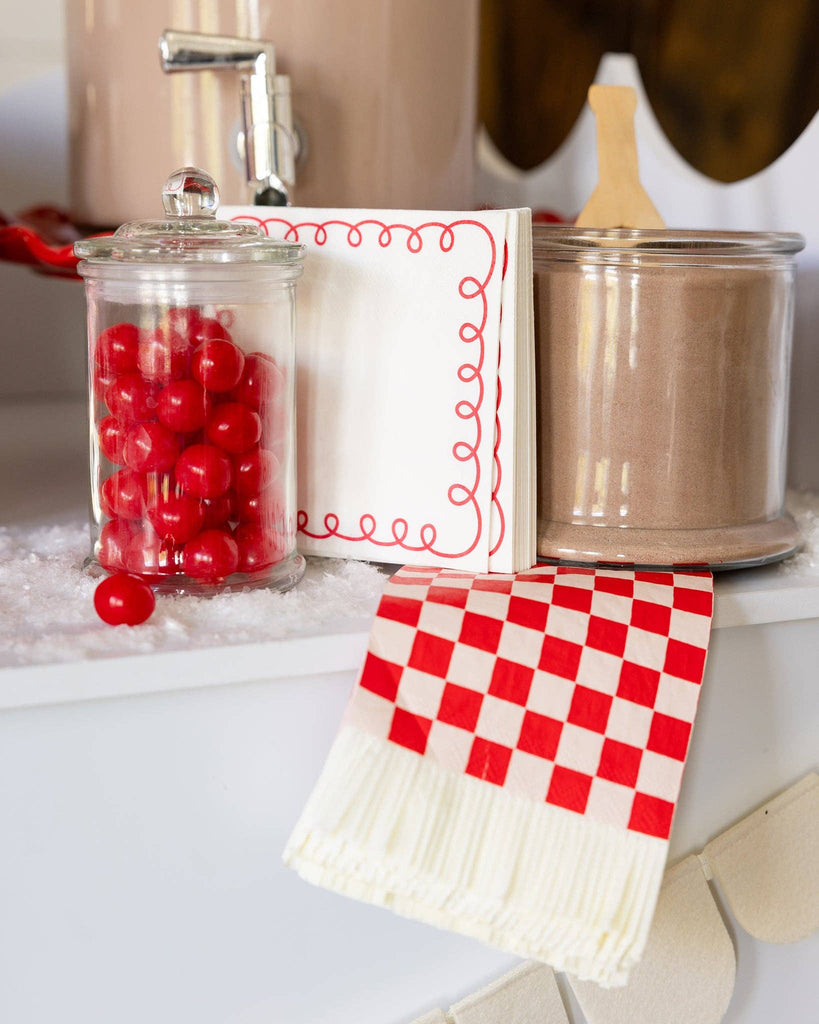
159 29 297 206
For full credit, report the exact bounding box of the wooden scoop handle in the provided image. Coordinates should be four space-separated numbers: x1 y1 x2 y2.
575 85 665 229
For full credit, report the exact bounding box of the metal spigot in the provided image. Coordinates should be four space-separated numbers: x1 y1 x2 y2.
159 29 297 206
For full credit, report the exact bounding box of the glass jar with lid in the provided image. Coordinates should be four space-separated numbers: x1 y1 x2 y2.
533 227 805 569
75 167 305 594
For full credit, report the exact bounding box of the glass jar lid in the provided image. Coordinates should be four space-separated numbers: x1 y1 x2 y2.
74 167 303 266
532 225 805 265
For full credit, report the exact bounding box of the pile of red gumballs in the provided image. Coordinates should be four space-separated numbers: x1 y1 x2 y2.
93 308 290 614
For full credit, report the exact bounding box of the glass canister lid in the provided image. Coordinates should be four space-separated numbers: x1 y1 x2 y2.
531 225 805 266
74 167 303 265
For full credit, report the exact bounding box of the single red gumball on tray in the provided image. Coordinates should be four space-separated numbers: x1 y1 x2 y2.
138 326 190 384
232 447 279 496
97 518 138 571
147 493 205 544
232 352 285 410
95 322 140 375
175 444 232 499
94 572 155 626
200 492 235 529
100 468 147 519
157 379 209 433
181 528 239 582
105 373 159 422
205 401 262 453
99 415 128 464
123 422 180 474
234 523 286 573
191 338 245 392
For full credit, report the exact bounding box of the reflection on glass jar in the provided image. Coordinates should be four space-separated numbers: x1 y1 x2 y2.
76 168 306 594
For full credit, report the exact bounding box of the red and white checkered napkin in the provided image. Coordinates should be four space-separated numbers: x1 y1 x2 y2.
285 564 714 987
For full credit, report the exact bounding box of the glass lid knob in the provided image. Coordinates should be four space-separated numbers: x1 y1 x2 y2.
162 166 220 218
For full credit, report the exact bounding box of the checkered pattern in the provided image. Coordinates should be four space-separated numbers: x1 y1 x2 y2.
346 564 713 840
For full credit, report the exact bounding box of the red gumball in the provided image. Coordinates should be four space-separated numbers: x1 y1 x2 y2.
232 352 285 410
200 493 235 529
175 444 232 499
234 523 286 573
138 326 190 383
189 316 231 346
205 401 262 454
95 322 140 375
123 422 180 474
156 379 209 432
98 415 128 464
100 469 147 519
93 367 117 405
105 373 158 422
191 338 245 392
147 493 205 544
234 491 265 523
94 572 155 626
181 529 239 582
232 447 279 496
124 527 178 576
166 306 205 338
97 518 137 571
234 485 284 525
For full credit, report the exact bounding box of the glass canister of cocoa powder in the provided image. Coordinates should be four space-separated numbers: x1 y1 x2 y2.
533 227 805 569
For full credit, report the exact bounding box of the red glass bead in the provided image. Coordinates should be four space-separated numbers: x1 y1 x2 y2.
234 484 285 525
232 352 285 410
156 379 209 432
166 306 205 338
146 493 205 544
94 572 155 626
124 527 179 576
105 373 158 422
95 322 140 375
189 316 231 346
232 447 279 496
191 338 245 392
123 422 180 474
93 367 117 404
200 493 235 530
175 444 232 499
259 400 289 459
234 523 286 573
97 518 137 571
100 469 147 519
205 401 262 454
98 415 128 465
138 326 190 383
181 529 239 582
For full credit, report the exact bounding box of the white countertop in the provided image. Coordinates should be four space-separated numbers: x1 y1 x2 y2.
1 397 818 711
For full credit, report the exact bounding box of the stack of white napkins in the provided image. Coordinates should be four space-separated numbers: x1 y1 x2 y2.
221 206 535 572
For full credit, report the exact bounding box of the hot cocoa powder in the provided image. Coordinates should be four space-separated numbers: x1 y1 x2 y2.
534 245 802 568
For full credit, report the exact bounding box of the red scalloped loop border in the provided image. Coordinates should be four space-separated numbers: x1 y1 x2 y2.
233 216 503 560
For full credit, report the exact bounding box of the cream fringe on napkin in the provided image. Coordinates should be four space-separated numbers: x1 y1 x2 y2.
284 726 667 986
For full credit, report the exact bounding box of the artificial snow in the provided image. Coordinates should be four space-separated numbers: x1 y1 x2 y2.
0 521 390 668
782 489 819 575
1 491 818 669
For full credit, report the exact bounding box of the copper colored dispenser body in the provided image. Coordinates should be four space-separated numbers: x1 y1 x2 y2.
66 0 478 226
